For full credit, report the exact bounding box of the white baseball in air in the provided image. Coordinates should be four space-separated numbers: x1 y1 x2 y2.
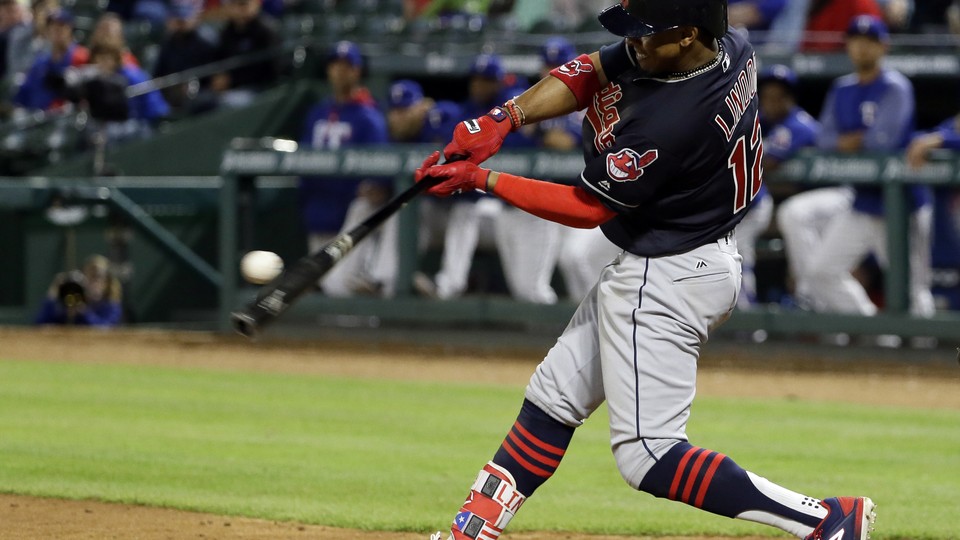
240 250 284 284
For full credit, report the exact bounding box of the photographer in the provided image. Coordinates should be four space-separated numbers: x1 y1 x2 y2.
12 9 87 112
69 39 169 141
35 254 123 327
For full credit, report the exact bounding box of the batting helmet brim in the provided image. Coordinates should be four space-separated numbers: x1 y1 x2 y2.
598 4 675 38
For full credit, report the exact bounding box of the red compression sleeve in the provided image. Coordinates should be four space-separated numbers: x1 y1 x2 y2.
548 54 601 110
490 172 616 229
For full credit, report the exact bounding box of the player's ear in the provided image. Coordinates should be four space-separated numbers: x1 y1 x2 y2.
677 26 698 47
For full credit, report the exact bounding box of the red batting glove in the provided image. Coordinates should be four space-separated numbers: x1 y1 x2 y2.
422 161 490 197
413 151 442 185
443 105 517 164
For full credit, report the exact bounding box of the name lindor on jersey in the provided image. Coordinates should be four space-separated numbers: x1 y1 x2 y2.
714 54 758 142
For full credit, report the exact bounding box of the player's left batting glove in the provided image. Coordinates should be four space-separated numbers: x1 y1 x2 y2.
415 153 490 197
443 101 523 164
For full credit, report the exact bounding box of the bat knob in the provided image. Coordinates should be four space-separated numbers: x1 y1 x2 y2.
231 311 259 338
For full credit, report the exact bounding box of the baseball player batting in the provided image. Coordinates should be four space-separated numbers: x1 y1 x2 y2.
416 2 877 540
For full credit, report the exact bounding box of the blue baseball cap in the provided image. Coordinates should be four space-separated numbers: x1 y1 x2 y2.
541 36 576 66
758 64 798 90
846 15 889 42
388 79 424 109
469 54 504 81
328 40 363 68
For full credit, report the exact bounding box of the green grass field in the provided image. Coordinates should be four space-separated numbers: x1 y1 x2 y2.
0 358 957 539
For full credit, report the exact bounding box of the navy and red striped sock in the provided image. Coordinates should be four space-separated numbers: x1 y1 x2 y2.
491 399 575 496
639 442 822 528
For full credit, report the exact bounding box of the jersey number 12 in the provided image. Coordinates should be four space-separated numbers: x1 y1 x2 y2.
728 111 764 213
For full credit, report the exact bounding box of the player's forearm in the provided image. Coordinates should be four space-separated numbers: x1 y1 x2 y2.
486 171 616 228
514 52 607 123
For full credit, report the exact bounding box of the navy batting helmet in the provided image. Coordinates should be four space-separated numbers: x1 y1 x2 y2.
598 0 728 39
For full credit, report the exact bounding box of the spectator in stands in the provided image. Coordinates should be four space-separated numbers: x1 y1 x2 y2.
298 41 396 297
801 0 883 52
83 39 169 141
0 0 32 96
12 8 87 111
87 12 139 67
740 65 820 308
35 254 123 326
878 0 912 31
210 0 279 109
15 0 55 70
403 0 432 20
153 0 218 115
727 0 787 35
788 16 934 318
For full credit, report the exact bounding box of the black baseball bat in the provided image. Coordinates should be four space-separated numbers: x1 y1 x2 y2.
231 155 458 338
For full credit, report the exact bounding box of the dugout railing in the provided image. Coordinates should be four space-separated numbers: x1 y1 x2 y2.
218 145 960 341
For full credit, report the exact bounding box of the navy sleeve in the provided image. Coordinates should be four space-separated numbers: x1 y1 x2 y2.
599 40 636 82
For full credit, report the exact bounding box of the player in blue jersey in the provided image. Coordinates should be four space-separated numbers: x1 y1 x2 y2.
298 41 397 297
386 79 463 145
800 15 934 318
417 2 876 540
414 54 536 300
906 112 960 309
736 64 820 308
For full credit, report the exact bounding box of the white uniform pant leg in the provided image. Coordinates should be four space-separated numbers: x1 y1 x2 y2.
908 205 936 317
319 197 370 297
525 279 607 428
434 200 481 299
776 187 854 301
600 236 741 486
558 227 621 302
319 197 398 297
527 234 741 487
807 209 880 315
734 192 773 308
495 208 561 304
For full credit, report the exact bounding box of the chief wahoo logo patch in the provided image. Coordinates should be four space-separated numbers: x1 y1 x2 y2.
606 148 658 182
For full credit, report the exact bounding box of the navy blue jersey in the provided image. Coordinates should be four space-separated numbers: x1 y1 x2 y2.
579 30 762 257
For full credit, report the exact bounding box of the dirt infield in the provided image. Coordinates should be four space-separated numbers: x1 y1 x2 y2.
1 327 958 539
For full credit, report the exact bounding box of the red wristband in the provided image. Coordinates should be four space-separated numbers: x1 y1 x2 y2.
549 54 601 110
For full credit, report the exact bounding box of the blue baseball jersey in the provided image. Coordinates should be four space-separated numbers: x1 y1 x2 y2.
757 105 819 199
762 106 819 163
933 115 960 150
419 100 463 145
579 30 762 257
298 88 388 234
817 68 930 213
923 116 960 268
